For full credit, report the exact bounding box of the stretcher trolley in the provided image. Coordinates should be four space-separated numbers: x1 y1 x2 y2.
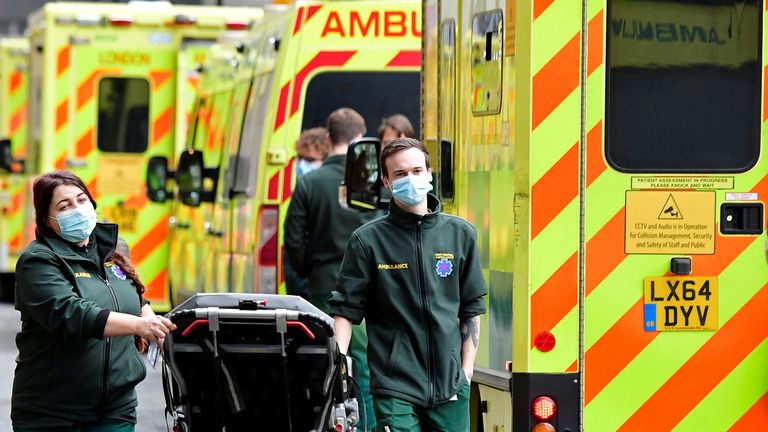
161 293 360 431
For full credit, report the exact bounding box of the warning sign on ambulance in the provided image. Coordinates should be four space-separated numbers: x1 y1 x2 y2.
644 276 718 331
625 191 715 254
97 155 143 196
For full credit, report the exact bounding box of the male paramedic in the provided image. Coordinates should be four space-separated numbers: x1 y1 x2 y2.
330 138 488 431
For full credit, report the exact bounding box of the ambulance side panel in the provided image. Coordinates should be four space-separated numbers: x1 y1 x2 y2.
0 38 30 296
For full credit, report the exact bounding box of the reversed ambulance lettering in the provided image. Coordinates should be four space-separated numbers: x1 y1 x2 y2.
98 51 151 66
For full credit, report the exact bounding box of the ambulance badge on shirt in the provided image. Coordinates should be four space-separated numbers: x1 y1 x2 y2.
111 264 127 280
434 252 454 277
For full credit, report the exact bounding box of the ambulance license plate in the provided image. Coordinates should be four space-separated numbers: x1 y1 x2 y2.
643 276 718 331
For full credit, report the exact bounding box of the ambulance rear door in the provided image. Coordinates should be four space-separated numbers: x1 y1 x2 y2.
67 25 178 310
583 0 767 429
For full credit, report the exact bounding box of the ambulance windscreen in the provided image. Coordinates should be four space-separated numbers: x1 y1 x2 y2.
97 77 150 154
301 72 420 140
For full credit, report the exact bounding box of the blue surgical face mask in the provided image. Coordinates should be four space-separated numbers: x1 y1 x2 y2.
51 202 97 243
390 173 433 206
297 158 321 176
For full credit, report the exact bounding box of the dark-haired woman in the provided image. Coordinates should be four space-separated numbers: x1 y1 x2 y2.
12 170 176 432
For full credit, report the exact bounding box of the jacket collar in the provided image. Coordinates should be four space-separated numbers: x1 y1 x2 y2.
36 223 118 262
387 194 441 229
322 154 346 167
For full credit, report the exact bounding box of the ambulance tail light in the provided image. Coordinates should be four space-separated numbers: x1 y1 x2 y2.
532 396 556 421
110 17 133 26
226 21 251 31
256 206 278 294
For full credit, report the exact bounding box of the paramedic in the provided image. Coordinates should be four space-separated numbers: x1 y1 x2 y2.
284 108 380 430
12 170 176 432
378 113 415 146
285 127 331 299
330 138 487 431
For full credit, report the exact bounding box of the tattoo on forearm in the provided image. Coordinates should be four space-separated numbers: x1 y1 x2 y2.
460 317 480 348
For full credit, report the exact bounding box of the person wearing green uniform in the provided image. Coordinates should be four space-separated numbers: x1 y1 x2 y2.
330 138 488 432
284 108 380 429
12 170 176 432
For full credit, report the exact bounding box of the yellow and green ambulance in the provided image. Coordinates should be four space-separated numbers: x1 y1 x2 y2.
341 0 768 429
0 37 31 300
149 0 422 305
25 2 264 311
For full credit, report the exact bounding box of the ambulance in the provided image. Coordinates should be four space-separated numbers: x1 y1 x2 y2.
342 0 768 430
22 2 264 311
147 0 422 304
0 37 30 300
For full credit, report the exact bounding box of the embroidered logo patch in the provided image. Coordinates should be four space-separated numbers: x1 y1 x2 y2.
436 258 453 277
111 265 127 280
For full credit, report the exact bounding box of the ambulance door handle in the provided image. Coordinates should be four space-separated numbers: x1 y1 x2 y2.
204 221 224 238
207 229 224 238
175 222 191 229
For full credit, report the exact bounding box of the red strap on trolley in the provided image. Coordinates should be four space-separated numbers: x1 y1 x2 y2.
287 321 315 340
179 318 314 340
181 319 209 337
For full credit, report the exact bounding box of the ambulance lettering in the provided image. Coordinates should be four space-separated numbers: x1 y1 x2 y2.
321 11 421 37
98 51 151 66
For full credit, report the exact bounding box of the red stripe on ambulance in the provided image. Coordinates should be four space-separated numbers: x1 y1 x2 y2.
387 50 421 67
289 51 356 116
56 46 70 77
75 128 95 158
532 32 580 131
152 107 173 144
150 70 173 89
9 104 26 135
55 99 68 131
9 71 22 94
281 158 294 203
293 5 323 35
273 83 290 131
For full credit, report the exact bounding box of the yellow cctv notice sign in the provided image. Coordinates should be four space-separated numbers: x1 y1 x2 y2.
625 191 715 254
643 276 718 331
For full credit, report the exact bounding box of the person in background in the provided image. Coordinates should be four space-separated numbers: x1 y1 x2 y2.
331 138 487 431
377 114 416 205
285 127 331 299
295 126 331 176
378 113 415 146
12 170 176 432
284 108 379 430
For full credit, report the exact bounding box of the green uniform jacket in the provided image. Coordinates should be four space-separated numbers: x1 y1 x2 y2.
284 154 381 302
12 223 146 428
330 195 487 406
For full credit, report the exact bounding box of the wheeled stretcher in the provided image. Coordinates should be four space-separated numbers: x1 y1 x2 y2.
161 293 359 432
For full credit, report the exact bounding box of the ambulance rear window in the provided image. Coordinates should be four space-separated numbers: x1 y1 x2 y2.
605 0 761 172
97 77 150 153
301 72 420 139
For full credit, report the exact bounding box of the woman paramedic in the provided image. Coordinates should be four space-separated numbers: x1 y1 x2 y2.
11 170 176 432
